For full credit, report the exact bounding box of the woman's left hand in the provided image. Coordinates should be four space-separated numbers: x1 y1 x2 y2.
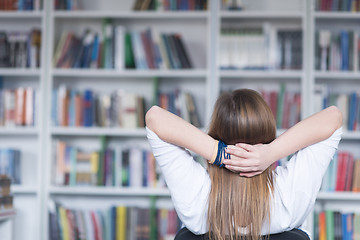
223 143 275 177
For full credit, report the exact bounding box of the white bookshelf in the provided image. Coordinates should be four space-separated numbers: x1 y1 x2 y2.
1 0 359 239
0 2 47 239
309 0 360 236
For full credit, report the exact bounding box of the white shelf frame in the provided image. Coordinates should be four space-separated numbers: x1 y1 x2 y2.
317 192 360 201
52 68 208 78
0 209 16 221
220 70 304 79
11 185 38 194
0 11 44 18
49 186 170 196
315 71 360 80
53 10 209 19
51 127 147 137
314 11 360 19
0 69 41 76
220 11 303 19
0 128 38 135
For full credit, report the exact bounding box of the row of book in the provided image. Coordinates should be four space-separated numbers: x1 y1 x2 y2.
0 149 21 185
54 0 79 10
53 22 193 70
315 30 359 71
321 151 360 192
219 25 302 70
52 86 145 128
49 202 181 240
133 0 208 11
154 88 201 128
0 0 41 10
0 29 41 68
54 140 165 188
316 0 360 11
0 86 37 127
314 85 360 132
261 84 301 129
221 0 244 10
314 210 360 240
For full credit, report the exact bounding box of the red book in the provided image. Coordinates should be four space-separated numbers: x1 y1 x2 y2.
74 93 83 126
345 154 354 191
336 152 348 191
269 91 278 121
56 33 74 68
282 92 291 129
90 211 100 240
140 31 155 69
15 88 25 126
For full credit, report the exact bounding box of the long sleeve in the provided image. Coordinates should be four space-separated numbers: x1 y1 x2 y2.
146 127 210 234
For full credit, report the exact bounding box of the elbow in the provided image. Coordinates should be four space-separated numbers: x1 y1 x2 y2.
145 105 161 132
328 106 343 130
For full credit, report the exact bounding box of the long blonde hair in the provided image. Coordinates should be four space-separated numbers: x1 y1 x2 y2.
207 89 276 240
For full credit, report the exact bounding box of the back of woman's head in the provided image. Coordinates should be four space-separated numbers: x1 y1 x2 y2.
207 89 276 240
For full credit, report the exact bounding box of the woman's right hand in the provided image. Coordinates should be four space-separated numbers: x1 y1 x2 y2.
223 143 276 177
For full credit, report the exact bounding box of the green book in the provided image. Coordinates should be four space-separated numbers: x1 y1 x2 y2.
152 77 159 106
97 136 107 186
102 18 113 69
354 213 360 240
326 209 335 240
125 32 135 69
276 83 286 128
314 211 319 240
69 147 77 186
149 196 157 240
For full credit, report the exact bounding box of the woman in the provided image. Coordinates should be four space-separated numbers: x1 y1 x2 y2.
146 89 342 240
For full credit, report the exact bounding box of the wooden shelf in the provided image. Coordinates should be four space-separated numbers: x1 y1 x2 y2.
52 69 207 78
53 11 209 19
49 186 170 196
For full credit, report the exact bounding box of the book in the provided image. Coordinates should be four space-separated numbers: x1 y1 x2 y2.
54 140 164 188
49 202 181 240
0 149 21 184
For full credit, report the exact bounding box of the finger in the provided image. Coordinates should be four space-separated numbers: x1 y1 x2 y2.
225 165 257 173
225 146 252 159
239 171 262 177
223 159 254 167
235 143 256 152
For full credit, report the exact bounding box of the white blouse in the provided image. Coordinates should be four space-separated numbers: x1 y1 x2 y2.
146 127 342 236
